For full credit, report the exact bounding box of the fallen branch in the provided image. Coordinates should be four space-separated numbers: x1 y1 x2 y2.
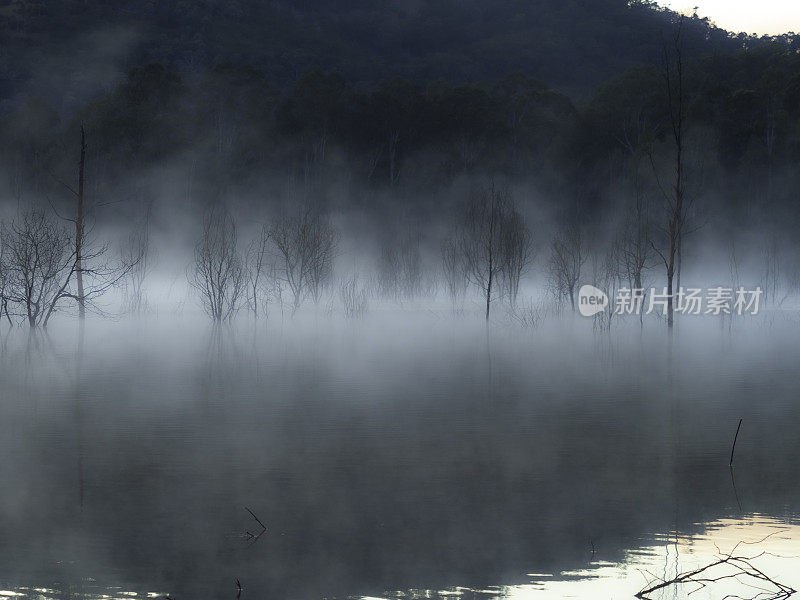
636 541 795 600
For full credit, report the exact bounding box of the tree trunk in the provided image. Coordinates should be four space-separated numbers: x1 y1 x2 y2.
76 125 86 320
485 270 492 321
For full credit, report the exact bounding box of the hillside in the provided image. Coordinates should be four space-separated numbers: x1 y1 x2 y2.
0 0 787 113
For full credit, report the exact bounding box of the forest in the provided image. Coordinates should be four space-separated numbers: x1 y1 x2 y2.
1 1 799 327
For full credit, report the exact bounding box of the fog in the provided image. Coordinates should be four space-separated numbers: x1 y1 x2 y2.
0 312 798 599
2 3 800 598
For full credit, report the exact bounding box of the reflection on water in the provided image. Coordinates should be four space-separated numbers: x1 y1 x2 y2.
0 315 799 600
394 515 800 600
3 516 798 599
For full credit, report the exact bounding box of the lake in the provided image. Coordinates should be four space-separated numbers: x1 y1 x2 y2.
0 313 797 600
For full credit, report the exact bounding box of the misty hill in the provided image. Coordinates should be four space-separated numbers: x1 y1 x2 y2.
1 0 790 111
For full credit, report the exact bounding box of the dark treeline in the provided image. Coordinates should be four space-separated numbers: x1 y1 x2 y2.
3 0 797 109
2 5 800 326
3 39 800 216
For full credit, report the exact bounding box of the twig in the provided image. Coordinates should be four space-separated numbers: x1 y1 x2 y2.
243 507 267 545
636 544 795 600
730 418 743 466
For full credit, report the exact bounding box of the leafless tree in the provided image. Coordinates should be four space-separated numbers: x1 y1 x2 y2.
122 202 155 316
615 110 657 318
441 231 467 312
245 223 270 319
1 210 74 328
44 125 137 324
592 238 624 331
650 15 696 329
460 184 515 320
49 125 88 319
269 207 337 313
547 217 586 312
339 274 369 318
0 229 13 326
760 236 794 309
377 235 423 302
500 210 534 308
189 208 246 322
507 298 545 330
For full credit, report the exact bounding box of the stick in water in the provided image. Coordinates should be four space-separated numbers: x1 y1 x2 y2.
729 418 742 466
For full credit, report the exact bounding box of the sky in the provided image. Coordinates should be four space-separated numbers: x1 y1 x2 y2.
664 1 800 34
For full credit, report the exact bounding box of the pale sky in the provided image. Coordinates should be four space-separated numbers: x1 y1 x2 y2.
663 1 800 35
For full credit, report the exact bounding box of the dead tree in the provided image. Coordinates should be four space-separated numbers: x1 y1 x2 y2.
592 238 624 331
123 202 155 316
339 274 369 318
305 214 337 306
441 231 467 312
651 16 693 329
245 223 270 319
376 235 422 302
1 210 74 328
617 109 656 318
547 217 586 312
500 210 534 308
269 207 337 313
0 229 14 326
76 126 86 319
50 126 88 319
190 208 245 322
460 184 514 321
45 125 136 324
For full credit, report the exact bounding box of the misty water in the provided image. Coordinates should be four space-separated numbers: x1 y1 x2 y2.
0 313 798 600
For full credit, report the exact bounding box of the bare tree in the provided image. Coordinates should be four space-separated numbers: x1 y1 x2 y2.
1 210 74 328
306 215 337 306
123 202 155 316
616 109 656 319
376 235 423 302
592 238 624 331
500 210 534 308
245 223 270 319
0 228 14 325
441 231 467 312
650 15 695 329
50 125 88 319
547 217 586 312
339 273 369 318
190 208 245 322
460 184 514 320
270 206 337 313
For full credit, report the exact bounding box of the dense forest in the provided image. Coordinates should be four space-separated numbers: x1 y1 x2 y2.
3 0 796 105
1 0 800 323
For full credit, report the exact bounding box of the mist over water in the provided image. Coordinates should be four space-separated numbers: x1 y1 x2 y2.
0 312 797 600
2 3 800 597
